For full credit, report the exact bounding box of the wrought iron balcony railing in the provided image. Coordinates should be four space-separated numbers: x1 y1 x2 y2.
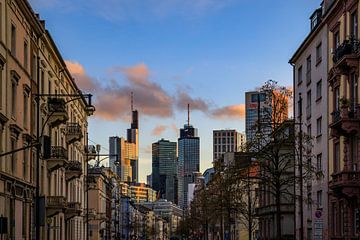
48 98 66 113
333 37 360 63
49 146 68 160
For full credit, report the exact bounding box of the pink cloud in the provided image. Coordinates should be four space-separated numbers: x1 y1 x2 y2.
211 104 245 119
151 125 168 136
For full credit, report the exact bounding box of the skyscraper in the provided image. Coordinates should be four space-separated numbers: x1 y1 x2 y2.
127 93 139 182
109 93 139 182
177 105 200 209
245 91 268 143
152 139 177 203
245 90 288 144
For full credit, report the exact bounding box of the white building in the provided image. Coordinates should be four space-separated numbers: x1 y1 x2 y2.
290 3 329 239
213 129 245 163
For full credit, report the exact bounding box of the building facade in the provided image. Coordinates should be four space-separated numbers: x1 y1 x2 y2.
325 0 360 239
177 123 200 209
152 138 177 204
290 2 329 239
0 0 94 239
212 129 245 163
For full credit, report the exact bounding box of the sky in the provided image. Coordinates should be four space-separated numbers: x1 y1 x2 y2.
29 0 321 182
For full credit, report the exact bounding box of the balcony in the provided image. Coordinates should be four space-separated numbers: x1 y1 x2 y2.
333 37 360 64
65 161 82 181
329 171 360 197
46 196 67 217
85 145 97 160
65 202 81 220
329 105 360 137
46 146 68 172
65 123 83 144
47 98 68 127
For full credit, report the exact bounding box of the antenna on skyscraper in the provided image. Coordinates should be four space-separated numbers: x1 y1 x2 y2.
187 103 190 126
131 92 134 112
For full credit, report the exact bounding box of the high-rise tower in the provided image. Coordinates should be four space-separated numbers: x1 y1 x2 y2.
127 92 139 182
152 139 177 203
177 104 200 209
109 93 139 182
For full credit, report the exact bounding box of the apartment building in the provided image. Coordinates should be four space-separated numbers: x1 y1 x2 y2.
290 2 329 239
325 0 360 239
88 167 113 240
0 0 94 239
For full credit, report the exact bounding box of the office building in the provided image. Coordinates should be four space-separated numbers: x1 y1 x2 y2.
245 91 288 144
177 106 200 209
152 139 177 203
213 129 245 163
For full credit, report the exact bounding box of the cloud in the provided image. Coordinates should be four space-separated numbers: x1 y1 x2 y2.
66 61 173 120
66 60 248 122
152 125 168 136
175 90 210 112
211 104 246 119
65 61 96 92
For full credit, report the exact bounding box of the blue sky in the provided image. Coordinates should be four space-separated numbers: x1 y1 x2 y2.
29 0 321 182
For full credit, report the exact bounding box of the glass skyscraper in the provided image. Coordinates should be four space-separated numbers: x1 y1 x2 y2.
177 124 200 209
152 139 177 203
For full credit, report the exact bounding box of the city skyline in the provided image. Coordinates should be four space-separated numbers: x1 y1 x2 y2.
29 0 321 182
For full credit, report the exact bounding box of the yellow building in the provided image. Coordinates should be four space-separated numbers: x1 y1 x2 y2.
129 182 157 203
0 0 94 239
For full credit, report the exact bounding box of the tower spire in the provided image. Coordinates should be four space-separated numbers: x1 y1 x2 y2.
187 103 190 126
131 92 134 112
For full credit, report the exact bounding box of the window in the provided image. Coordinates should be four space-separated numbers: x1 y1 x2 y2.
11 81 17 117
24 40 28 70
350 135 358 171
316 154 322 172
351 73 358 111
306 55 311 84
334 142 340 172
298 66 303 84
334 31 340 49
11 24 16 55
334 87 340 111
316 80 322 100
306 90 311 119
48 79 52 94
23 93 28 128
316 117 322 136
11 138 16 174
307 192 312 210
317 190 322 208
351 10 358 38
31 53 37 80
307 124 312 137
23 143 28 180
40 70 44 94
316 42 322 64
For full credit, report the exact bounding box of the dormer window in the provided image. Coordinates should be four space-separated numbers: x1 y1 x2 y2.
310 8 322 31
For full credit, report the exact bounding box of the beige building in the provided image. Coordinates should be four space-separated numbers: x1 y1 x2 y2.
88 167 113 240
129 182 157 203
0 0 94 239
